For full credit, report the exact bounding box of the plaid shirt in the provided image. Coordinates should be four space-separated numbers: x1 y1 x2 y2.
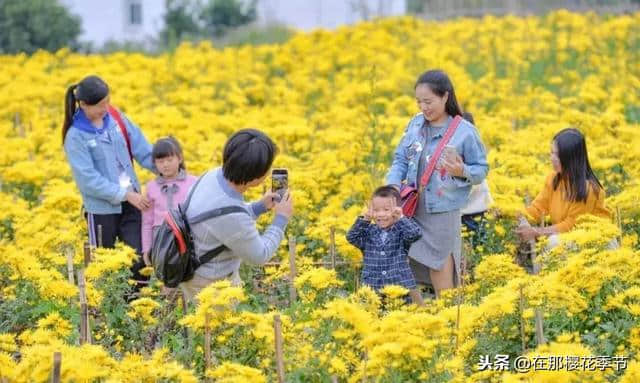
346 216 422 290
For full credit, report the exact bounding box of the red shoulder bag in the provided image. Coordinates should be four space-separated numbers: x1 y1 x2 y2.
107 105 134 162
400 115 462 217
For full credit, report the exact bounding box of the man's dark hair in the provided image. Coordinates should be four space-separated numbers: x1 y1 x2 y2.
222 129 278 184
373 185 401 206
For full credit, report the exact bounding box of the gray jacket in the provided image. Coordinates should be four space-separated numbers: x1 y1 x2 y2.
185 168 288 280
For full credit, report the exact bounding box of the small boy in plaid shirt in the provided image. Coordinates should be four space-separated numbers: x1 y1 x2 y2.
346 186 424 305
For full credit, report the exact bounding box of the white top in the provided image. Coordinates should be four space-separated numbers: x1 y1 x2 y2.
461 180 493 215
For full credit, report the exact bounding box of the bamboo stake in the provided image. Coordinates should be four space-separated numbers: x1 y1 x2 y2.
51 352 61 383
97 224 103 248
77 270 90 344
361 352 368 383
534 309 545 345
274 314 285 383
83 242 91 267
455 263 465 351
530 224 545 345
65 248 75 285
519 285 526 353
522 194 545 345
14 113 25 137
616 206 623 245
330 227 336 269
288 236 297 304
181 292 189 349
204 312 212 376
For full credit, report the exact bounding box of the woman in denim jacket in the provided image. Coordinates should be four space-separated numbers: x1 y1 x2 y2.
62 75 155 290
386 70 489 297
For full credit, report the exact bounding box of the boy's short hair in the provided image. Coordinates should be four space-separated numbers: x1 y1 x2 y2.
372 185 401 206
223 129 278 184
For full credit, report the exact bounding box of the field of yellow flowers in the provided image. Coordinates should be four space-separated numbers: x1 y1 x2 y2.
1 10 640 382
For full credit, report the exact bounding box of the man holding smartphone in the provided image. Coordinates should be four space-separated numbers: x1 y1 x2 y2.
179 129 293 301
271 168 288 202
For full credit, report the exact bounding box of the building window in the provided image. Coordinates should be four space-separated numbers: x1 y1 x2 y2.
128 1 142 26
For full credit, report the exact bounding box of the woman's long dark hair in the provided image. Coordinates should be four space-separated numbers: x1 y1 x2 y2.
415 70 464 118
553 128 603 203
62 75 109 144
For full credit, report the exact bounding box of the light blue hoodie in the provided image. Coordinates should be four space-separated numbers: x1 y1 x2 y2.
63 109 154 214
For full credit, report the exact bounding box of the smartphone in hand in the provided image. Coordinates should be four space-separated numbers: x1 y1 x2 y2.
443 144 458 160
272 169 288 202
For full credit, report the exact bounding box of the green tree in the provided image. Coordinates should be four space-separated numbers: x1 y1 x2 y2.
160 0 203 47
0 0 81 54
161 0 262 48
406 0 425 14
201 0 256 38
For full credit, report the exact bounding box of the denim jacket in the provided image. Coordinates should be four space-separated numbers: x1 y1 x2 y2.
64 110 154 214
386 113 489 213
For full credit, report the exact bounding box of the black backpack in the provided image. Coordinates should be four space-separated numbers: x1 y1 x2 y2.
150 174 247 288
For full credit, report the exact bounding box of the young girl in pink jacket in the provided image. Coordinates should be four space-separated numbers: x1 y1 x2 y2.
142 137 197 266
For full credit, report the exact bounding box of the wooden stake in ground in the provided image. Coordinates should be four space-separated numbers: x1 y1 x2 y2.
14 112 24 137
519 285 526 353
83 242 91 267
616 206 623 245
330 227 336 269
51 352 61 383
274 314 285 383
533 308 545 345
530 220 545 345
288 235 297 304
204 312 212 375
65 248 75 285
361 351 368 383
97 224 103 248
522 194 545 346
181 292 189 349
455 264 465 351
77 269 91 344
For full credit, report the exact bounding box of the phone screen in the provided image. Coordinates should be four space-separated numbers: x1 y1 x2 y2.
272 169 288 201
443 145 457 160
444 145 457 154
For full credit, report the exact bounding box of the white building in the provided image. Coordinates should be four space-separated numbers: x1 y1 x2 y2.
60 0 406 48
257 0 406 30
60 0 166 48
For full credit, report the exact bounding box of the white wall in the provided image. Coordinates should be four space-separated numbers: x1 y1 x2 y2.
60 0 407 47
61 0 166 47
257 0 406 30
